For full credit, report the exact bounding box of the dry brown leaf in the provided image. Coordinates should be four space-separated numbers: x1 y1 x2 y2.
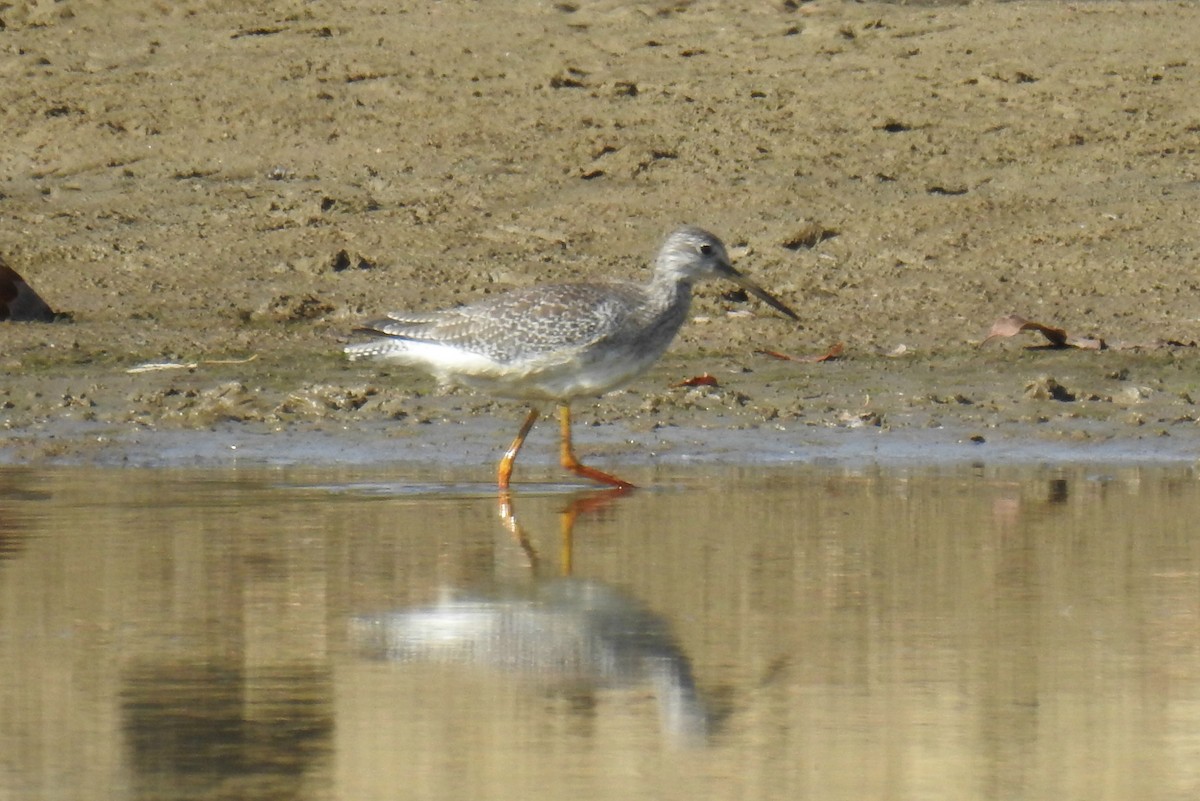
756 342 845 363
982 314 1067 347
670 373 719 388
818 342 846 361
980 314 1105 350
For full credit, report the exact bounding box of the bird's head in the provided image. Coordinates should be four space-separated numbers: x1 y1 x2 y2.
655 226 799 321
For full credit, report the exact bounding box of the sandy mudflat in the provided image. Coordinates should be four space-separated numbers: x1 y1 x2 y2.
2 1 1199 468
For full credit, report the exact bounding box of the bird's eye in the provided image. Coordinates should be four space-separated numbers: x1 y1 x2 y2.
699 243 713 256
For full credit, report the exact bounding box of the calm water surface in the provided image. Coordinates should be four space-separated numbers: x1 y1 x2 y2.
1 463 1198 801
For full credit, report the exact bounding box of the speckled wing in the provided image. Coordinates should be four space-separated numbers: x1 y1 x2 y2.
353 283 641 364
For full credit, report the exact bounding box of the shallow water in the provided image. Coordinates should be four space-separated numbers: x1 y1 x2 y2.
1 463 1198 801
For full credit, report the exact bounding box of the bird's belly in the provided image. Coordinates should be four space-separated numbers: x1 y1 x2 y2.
458 349 659 401
356 337 668 402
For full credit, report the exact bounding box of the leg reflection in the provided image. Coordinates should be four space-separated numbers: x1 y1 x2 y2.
497 486 634 576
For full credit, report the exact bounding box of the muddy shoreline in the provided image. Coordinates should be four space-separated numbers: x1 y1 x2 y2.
3 345 1198 470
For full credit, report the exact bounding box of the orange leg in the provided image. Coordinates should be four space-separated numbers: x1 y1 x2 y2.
498 408 540 490
557 404 636 489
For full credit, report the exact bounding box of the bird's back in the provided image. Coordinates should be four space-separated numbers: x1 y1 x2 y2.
345 280 689 400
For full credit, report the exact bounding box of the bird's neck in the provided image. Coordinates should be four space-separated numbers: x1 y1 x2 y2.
648 272 694 311
641 274 694 337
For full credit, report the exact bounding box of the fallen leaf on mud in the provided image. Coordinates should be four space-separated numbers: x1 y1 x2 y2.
670 373 720 388
980 314 1105 350
0 259 59 322
756 342 845 363
983 314 1066 345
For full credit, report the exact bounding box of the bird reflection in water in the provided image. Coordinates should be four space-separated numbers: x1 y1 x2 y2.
349 488 710 745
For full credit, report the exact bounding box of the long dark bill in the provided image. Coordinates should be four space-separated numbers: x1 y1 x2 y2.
724 265 800 322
